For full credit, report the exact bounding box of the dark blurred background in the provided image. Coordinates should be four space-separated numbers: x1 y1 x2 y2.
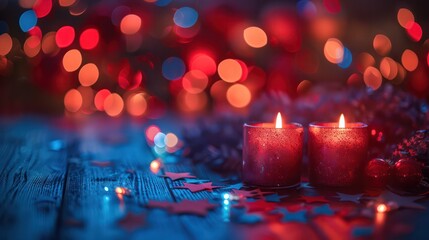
0 0 428 116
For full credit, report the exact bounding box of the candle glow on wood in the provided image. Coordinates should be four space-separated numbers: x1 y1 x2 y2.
339 113 345 128
275 112 282 129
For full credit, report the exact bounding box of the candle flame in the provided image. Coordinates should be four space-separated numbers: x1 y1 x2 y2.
275 112 282 128
339 114 345 128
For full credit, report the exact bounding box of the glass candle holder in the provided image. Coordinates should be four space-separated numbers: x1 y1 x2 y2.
308 122 369 187
242 123 303 188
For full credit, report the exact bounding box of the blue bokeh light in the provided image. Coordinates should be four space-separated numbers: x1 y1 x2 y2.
162 57 186 80
19 10 37 32
338 47 352 69
154 132 166 148
173 7 198 28
155 0 172 7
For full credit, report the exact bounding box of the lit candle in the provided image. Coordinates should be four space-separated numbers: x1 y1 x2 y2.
308 114 368 187
242 112 303 188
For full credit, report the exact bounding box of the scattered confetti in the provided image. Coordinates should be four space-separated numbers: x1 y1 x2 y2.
351 226 374 237
184 178 210 183
264 193 287 203
224 183 243 190
117 212 146 232
161 172 196 181
231 209 264 224
336 193 363 204
276 208 308 223
170 199 217 216
378 191 425 210
300 195 330 203
175 182 222 193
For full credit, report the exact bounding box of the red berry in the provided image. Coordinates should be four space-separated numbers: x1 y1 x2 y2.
364 158 391 188
393 158 423 189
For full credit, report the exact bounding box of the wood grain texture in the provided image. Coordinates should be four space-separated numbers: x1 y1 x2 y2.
0 118 67 240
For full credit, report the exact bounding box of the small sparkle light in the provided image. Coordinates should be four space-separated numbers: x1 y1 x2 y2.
223 193 230 200
243 26 268 48
104 186 109 192
154 132 166 148
150 159 161 173
226 84 251 108
120 14 141 35
115 187 125 195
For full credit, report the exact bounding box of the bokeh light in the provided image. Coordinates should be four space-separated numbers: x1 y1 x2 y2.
173 7 198 28
23 35 41 57
324 38 344 64
120 14 141 35
297 80 312 95
59 0 76 7
154 132 166 148
397 8 414 29
189 53 216 76
146 125 160 142
104 93 124 117
226 84 251 108
177 91 208 112
79 63 99 86
406 22 422 42
162 57 186 80
0 33 13 56
19 0 37 8
338 47 352 68
164 133 178 148
379 57 398 80
401 49 418 72
41 31 58 55
150 159 161 173
218 59 243 83
33 0 52 18
64 89 83 112
323 0 341 14
182 70 209 94
356 52 375 72
80 28 99 50
243 26 268 48
373 34 392 56
56 26 75 48
364 66 382 90
19 10 37 32
62 49 82 72
118 66 143 90
126 92 147 117
94 89 111 111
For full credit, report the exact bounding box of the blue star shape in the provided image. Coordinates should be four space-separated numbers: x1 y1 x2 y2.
224 183 243 190
336 193 363 203
264 193 287 202
277 208 307 223
312 204 334 216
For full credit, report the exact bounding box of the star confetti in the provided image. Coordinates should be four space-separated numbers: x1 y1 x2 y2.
379 191 425 210
117 212 146 232
185 178 210 184
169 199 217 216
300 195 330 203
312 204 335 216
276 208 308 223
264 193 287 203
175 182 222 193
238 199 277 213
300 182 315 189
224 183 244 190
336 193 363 204
147 200 173 209
231 209 264 224
161 172 196 181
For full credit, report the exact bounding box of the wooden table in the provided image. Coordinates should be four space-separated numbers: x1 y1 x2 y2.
1 116 429 240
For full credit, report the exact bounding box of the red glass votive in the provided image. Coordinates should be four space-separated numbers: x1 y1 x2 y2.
308 122 369 187
242 123 303 188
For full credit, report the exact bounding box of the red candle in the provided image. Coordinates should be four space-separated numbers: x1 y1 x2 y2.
308 114 368 187
242 113 303 188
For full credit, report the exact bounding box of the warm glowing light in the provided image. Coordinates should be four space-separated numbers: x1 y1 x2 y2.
104 93 124 117
339 114 345 128
59 0 76 7
126 92 147 117
62 49 82 72
182 70 209 94
120 14 141 35
297 80 312 94
397 8 414 29
80 28 99 50
64 89 82 113
146 125 161 142
41 31 58 55
275 112 282 129
189 53 216 76
33 0 52 18
177 91 208 112
379 57 398 80
401 49 418 72
150 159 161 173
56 26 75 48
115 187 125 195
377 203 388 213
79 63 99 86
356 52 375 73
94 89 111 111
19 0 37 8
24 35 41 57
165 133 179 148
226 84 251 108
373 34 391 56
406 22 422 42
0 33 13 56
364 66 382 90
218 59 243 83
243 26 268 48
324 38 344 64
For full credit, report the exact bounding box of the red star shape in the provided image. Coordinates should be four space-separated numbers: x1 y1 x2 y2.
147 200 173 209
300 196 330 203
117 212 145 232
161 172 196 181
241 199 277 213
169 199 217 216
175 182 222 193
232 189 260 198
